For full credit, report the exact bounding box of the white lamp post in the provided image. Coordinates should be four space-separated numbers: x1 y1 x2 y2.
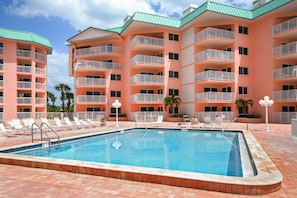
112 99 121 127
259 96 274 132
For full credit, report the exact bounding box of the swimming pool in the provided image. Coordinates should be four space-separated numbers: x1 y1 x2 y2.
12 129 249 177
0 127 282 195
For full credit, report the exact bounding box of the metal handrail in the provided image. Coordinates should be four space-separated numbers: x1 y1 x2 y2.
40 122 60 147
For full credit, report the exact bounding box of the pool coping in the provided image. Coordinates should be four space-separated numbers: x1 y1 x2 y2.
0 128 282 195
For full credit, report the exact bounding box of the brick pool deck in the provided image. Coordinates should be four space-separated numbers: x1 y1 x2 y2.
0 121 296 197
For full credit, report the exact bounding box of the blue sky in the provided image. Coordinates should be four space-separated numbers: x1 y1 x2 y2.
0 0 253 103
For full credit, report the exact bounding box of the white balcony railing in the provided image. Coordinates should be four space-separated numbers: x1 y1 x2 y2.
36 98 45 104
130 94 164 103
75 45 123 57
130 111 163 121
17 112 32 119
196 111 234 122
273 65 297 79
36 68 46 75
0 80 3 87
196 92 235 102
195 49 234 62
130 74 164 85
17 49 31 57
0 97 3 103
0 47 3 54
17 65 32 73
0 63 3 71
17 97 32 104
76 95 106 103
130 35 164 48
17 81 32 89
195 71 235 82
273 17 297 35
76 78 106 87
35 52 45 61
36 83 45 90
195 27 235 42
75 111 106 120
75 60 121 70
273 112 297 123
273 41 297 57
130 55 164 66
273 89 297 101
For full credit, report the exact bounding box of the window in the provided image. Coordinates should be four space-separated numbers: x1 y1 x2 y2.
239 26 248 34
169 107 179 114
222 87 231 92
111 91 121 97
169 52 179 60
111 74 121 81
111 107 122 114
222 106 231 111
204 106 217 112
0 59 3 64
169 33 179 41
86 91 100 95
140 106 154 112
157 107 163 112
169 71 179 78
239 86 248 95
87 107 101 111
140 89 154 94
239 47 248 55
239 67 248 75
169 89 179 96
282 106 295 112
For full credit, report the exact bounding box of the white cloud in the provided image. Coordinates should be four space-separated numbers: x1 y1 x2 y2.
46 50 74 100
6 0 255 31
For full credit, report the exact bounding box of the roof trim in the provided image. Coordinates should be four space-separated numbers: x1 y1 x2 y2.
0 28 52 54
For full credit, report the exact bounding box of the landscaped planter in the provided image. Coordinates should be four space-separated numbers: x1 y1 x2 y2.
235 117 263 123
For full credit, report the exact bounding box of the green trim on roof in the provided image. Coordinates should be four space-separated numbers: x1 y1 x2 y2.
0 28 52 53
252 0 293 19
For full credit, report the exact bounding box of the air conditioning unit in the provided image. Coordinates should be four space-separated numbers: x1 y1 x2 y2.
182 4 198 17
253 0 272 9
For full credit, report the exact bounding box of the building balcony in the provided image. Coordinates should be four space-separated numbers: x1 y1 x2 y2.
273 65 297 80
196 111 234 122
130 74 164 85
76 111 106 120
195 49 234 65
130 55 164 68
36 68 46 75
17 112 32 119
17 65 32 73
36 83 46 90
74 45 123 58
130 111 163 121
0 63 3 71
75 60 121 70
195 71 235 83
36 97 45 105
35 52 46 62
17 81 32 89
130 94 164 103
76 77 106 87
17 49 31 58
273 17 297 40
273 112 297 123
0 80 3 87
195 27 235 47
130 35 164 51
273 41 297 61
0 97 3 104
273 89 297 101
17 97 32 104
196 92 235 102
0 47 3 54
76 95 106 104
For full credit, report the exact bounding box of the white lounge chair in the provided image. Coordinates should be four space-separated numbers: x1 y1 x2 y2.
86 119 100 127
73 117 89 128
153 115 163 127
41 118 60 131
190 116 200 128
215 115 224 128
64 117 80 129
22 118 39 132
54 117 71 130
11 119 26 134
204 117 213 128
0 123 15 137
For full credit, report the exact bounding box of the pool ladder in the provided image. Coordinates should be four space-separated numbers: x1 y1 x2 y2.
31 122 60 148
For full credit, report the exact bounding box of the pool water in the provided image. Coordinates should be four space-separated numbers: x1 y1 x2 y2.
15 129 244 177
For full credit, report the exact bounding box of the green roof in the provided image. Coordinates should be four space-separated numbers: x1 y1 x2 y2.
0 28 52 54
74 0 294 37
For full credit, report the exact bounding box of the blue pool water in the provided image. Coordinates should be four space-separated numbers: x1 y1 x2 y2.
12 129 244 176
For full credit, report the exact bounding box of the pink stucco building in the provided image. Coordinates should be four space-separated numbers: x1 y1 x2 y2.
0 28 52 121
67 0 297 123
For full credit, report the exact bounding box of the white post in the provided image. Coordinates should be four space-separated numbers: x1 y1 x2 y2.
259 96 274 132
112 99 121 128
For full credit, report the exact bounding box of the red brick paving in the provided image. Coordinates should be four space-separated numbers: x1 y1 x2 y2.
0 122 296 197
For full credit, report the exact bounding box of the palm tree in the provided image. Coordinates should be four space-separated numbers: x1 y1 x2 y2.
65 92 74 112
47 91 57 107
55 83 71 112
235 98 253 115
164 95 181 116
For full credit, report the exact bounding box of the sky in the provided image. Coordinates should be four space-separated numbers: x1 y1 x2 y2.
0 0 254 103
